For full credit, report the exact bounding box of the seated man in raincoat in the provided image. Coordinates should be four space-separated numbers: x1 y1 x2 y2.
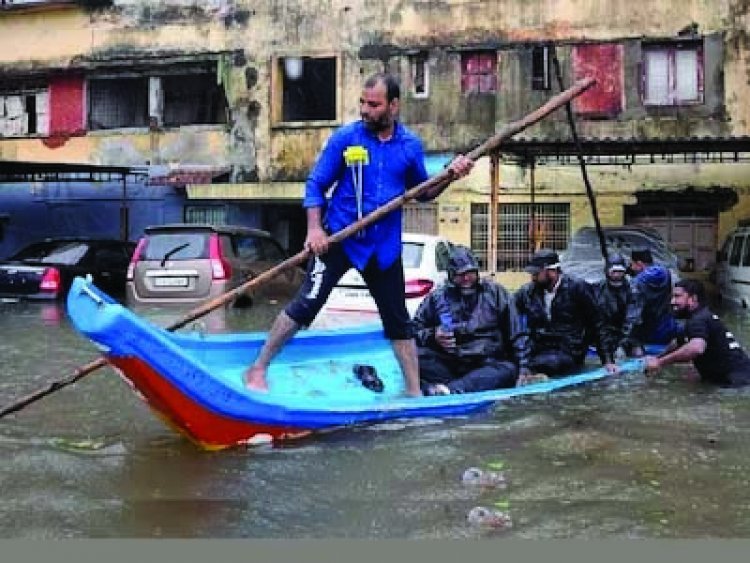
514 249 617 382
412 245 527 395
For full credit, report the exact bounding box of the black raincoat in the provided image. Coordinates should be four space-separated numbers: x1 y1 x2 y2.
413 279 529 369
514 274 612 365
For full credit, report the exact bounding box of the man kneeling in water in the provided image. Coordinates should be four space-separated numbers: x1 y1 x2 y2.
412 245 526 395
645 279 750 387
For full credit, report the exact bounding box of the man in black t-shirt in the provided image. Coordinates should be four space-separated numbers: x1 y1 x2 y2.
644 279 750 387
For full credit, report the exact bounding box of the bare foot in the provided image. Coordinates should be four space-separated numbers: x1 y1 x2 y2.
244 365 269 392
405 388 423 398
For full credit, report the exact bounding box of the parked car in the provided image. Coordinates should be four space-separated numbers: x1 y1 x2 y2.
126 224 304 307
714 224 750 308
319 233 455 319
0 238 135 301
559 226 682 283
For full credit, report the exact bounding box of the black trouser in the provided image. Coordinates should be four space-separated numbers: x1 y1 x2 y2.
418 348 518 394
285 243 412 340
528 349 583 377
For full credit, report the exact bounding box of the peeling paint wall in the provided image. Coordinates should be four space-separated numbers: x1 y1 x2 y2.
5 0 750 264
0 1 746 172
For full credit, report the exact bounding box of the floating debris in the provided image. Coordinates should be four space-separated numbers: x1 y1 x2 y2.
461 467 507 488
467 506 513 529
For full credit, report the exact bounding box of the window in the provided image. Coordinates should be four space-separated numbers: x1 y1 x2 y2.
643 42 703 106
0 89 48 137
460 51 497 94
572 43 623 117
235 236 285 261
410 52 429 98
471 203 570 271
88 78 148 130
276 56 337 123
531 45 551 91
88 70 228 131
184 205 228 226
162 74 227 126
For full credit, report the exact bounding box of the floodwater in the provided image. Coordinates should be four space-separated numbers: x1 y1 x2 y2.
1 296 750 538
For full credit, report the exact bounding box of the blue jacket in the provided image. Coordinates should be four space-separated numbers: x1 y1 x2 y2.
303 121 429 271
624 264 681 345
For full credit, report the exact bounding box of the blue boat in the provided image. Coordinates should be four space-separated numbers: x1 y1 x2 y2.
66 276 647 450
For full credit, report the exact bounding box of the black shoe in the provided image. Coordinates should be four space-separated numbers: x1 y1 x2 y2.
353 364 384 393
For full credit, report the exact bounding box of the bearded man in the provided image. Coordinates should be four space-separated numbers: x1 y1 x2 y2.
514 249 617 383
644 279 750 387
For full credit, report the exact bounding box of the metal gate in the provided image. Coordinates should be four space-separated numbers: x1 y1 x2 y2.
627 210 717 272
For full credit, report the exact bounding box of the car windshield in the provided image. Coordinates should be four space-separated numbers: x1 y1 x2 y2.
563 229 678 266
141 233 209 260
13 241 90 265
403 242 424 269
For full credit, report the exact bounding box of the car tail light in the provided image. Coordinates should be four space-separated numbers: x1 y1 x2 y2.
209 234 232 281
404 278 434 298
126 238 147 281
40 267 61 293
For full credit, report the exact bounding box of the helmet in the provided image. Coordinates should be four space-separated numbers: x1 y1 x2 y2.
447 245 480 280
605 252 629 273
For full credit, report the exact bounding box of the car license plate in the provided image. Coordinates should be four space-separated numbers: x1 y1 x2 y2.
342 289 370 298
154 276 188 288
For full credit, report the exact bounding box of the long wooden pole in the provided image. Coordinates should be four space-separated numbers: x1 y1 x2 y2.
0 77 596 420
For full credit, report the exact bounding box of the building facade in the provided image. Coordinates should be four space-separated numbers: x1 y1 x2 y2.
2 0 750 286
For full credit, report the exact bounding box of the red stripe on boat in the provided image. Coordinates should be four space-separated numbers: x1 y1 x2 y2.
108 356 311 450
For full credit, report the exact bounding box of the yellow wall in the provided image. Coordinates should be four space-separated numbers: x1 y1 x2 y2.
3 0 750 260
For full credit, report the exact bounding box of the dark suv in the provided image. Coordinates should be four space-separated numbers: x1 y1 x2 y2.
559 226 682 283
125 224 303 307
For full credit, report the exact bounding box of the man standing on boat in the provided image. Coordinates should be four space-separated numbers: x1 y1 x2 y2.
514 249 617 384
244 72 473 396
413 245 527 395
644 279 750 387
620 247 682 356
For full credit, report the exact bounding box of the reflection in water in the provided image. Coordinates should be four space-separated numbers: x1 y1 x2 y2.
1 298 750 537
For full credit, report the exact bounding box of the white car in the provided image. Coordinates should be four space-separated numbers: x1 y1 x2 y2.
316 233 454 325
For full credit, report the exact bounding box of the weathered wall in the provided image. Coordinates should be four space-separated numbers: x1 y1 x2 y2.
4 0 750 263
1 0 746 174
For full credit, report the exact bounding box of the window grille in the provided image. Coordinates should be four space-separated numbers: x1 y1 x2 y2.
471 202 570 271
184 205 228 226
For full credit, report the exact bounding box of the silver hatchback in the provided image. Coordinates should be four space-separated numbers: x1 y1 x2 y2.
126 224 303 307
